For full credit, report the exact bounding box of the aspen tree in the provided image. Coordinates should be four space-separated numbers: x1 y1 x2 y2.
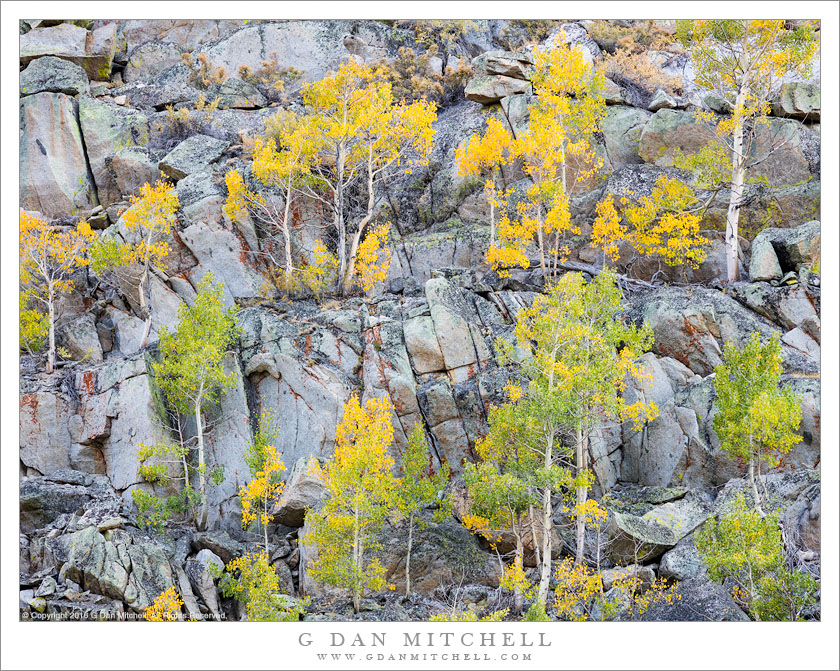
495 269 657 608
303 396 400 613
90 180 179 350
677 20 818 282
152 273 240 530
20 211 95 373
712 332 802 514
394 424 451 597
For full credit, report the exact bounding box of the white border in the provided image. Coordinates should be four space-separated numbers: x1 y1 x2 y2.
2 2 837 670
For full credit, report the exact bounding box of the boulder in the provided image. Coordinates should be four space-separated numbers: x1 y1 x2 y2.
379 514 502 595
601 78 626 105
124 42 185 82
625 285 817 377
781 327 820 363
641 574 750 621
647 89 679 111
551 22 602 63
110 146 160 197
180 219 263 303
658 538 705 581
750 221 821 274
205 77 267 109
772 82 820 121
121 19 244 56
20 477 91 533
606 495 713 565
272 457 327 527
158 134 229 180
19 93 97 218
191 531 245 564
361 312 423 452
53 526 177 612
425 277 492 381
749 237 783 282
20 56 89 96
61 314 104 363
185 550 223 617
464 74 531 104
729 283 819 332
471 50 533 79
403 315 446 374
601 107 650 171
238 308 352 467
20 22 117 80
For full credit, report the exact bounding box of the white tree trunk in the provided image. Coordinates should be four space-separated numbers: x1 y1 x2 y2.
725 87 748 284
46 286 56 374
195 396 208 531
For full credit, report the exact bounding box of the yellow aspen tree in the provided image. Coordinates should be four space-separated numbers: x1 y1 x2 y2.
299 61 437 295
455 116 518 248
591 197 626 267
302 395 400 613
712 332 803 515
525 32 607 282
90 180 179 350
20 211 95 373
676 20 818 283
144 587 184 621
353 222 392 293
339 89 436 294
224 111 321 289
240 411 287 554
595 175 710 279
465 382 548 614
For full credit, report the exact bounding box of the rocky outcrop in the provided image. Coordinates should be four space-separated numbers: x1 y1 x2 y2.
773 82 820 121
20 56 90 96
20 93 97 218
20 22 117 80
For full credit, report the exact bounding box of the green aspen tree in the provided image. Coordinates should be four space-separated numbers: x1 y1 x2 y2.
152 273 241 530
713 332 803 514
395 424 452 597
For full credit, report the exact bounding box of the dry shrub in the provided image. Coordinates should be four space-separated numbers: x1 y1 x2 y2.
238 53 304 103
600 48 684 97
588 20 678 55
181 52 227 88
375 45 471 105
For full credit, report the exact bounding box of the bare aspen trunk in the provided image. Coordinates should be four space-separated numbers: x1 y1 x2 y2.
263 494 270 555
335 145 347 291
514 532 524 615
405 512 413 597
538 484 552 606
536 210 547 284
353 505 362 613
574 427 588 565
748 457 765 516
283 179 294 286
725 85 748 284
46 285 56 374
195 393 208 531
138 250 153 350
342 148 376 295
